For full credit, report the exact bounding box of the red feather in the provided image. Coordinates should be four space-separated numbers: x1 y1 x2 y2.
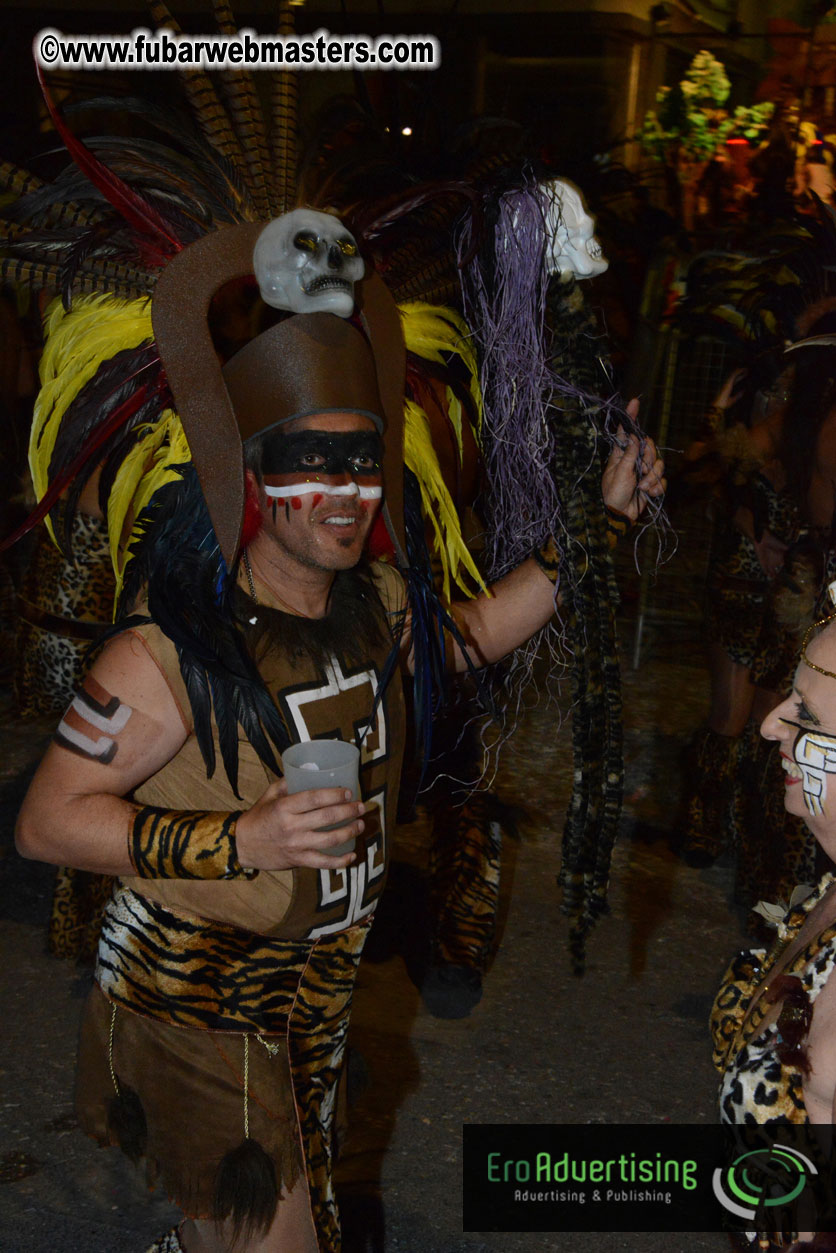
240 474 263 549
366 510 395 561
37 66 182 267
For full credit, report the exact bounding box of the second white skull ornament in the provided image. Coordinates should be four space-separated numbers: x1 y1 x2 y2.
543 179 608 281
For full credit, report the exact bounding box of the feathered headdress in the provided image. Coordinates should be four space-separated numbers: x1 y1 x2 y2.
3 3 502 783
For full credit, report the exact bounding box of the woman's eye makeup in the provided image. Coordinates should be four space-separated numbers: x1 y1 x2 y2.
779 691 820 732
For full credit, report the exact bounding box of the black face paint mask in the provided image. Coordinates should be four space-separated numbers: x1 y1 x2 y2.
261 430 382 479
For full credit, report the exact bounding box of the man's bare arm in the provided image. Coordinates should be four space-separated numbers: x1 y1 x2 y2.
16 631 190 873
403 424 666 674
16 630 366 875
449 555 558 668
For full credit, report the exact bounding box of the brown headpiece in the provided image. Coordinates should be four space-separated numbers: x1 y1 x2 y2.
222 314 385 441
151 220 406 567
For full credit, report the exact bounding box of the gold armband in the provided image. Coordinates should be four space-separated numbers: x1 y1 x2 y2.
128 806 256 880
604 505 632 549
532 534 560 584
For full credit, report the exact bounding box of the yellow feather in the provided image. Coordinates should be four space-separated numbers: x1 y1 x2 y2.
398 303 486 599
403 399 488 601
30 294 154 543
398 301 483 454
108 413 190 605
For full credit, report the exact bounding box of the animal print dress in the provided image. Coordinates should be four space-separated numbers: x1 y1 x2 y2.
711 876 836 1248
14 511 117 961
712 875 836 1125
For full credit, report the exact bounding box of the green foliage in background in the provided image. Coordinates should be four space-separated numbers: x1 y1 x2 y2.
639 50 775 165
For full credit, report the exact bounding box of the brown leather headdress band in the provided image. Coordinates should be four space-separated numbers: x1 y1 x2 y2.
151 220 407 567
221 314 385 441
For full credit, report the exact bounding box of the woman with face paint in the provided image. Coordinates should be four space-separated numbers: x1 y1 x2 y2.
681 311 836 928
712 609 836 1250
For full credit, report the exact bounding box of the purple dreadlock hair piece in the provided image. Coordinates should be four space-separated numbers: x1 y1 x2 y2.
457 174 669 589
454 172 673 970
457 177 562 580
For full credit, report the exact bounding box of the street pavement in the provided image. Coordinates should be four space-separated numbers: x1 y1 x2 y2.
0 637 746 1252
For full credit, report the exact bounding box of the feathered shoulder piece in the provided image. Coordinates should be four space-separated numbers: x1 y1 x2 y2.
398 301 487 602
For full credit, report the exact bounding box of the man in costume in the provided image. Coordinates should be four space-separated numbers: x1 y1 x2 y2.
14 202 663 1252
1 28 664 1244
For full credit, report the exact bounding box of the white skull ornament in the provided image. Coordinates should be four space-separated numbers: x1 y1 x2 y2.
253 208 365 318
543 179 608 281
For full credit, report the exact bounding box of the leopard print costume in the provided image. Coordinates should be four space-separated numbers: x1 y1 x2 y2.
706 472 800 673
711 877 836 1251
711 874 836 1122
14 510 114 716
429 789 503 971
683 472 820 916
14 512 117 962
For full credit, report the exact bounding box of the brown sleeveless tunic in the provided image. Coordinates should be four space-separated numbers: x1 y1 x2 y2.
77 562 407 1247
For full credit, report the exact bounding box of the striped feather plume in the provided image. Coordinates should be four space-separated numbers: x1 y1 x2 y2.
148 0 253 193
272 2 299 212
212 0 275 218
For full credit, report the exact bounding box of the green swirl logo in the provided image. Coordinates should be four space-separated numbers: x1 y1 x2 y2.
713 1146 815 1221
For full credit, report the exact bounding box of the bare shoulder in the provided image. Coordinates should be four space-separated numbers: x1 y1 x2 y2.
90 627 189 728
36 626 191 799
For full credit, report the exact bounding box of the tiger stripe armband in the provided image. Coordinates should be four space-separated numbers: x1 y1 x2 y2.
128 806 256 880
533 507 633 581
604 504 632 549
532 535 560 583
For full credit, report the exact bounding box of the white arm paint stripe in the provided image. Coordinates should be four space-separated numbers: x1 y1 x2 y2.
71 695 132 734
264 482 382 500
57 719 115 758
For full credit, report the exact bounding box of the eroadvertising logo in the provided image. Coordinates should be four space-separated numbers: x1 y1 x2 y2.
713 1145 815 1222
462 1125 836 1234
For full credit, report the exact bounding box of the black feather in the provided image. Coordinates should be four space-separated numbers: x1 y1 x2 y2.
106 1082 147 1164
122 469 292 789
180 652 217 780
212 1138 278 1249
401 468 494 781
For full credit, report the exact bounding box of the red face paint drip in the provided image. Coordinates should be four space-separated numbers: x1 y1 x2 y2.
290 497 302 511
312 494 323 508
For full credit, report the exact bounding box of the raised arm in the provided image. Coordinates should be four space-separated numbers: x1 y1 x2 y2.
16 629 366 876
403 423 666 673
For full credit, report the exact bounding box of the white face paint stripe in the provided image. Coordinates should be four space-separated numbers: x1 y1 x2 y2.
263 482 382 500
70 694 132 735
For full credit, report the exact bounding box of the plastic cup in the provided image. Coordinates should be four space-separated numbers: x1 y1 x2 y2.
282 739 361 857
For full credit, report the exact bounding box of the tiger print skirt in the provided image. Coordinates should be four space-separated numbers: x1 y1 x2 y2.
76 916 372 1251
